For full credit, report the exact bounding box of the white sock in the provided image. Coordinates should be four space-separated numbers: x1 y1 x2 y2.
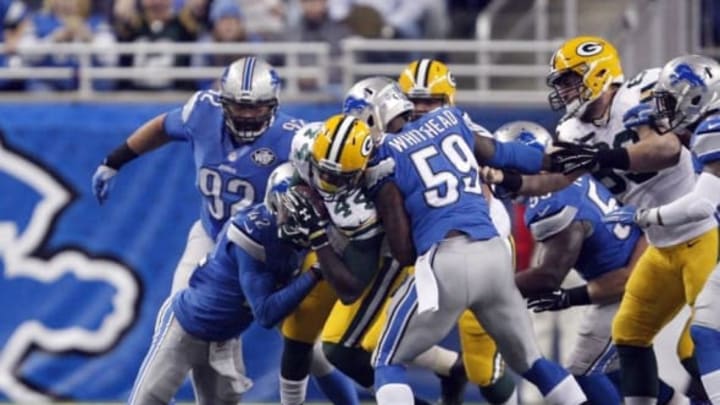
500 388 518 405
410 345 458 376
664 388 690 405
543 375 587 405
702 368 720 404
625 397 658 405
376 383 414 405
280 375 308 405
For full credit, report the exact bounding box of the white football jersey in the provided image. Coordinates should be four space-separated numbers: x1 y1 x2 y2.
290 122 382 241
557 68 716 247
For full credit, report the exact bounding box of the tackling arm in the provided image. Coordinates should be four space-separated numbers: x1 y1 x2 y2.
237 247 320 329
374 182 416 267
584 236 647 304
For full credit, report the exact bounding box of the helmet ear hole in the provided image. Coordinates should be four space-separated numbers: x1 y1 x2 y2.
691 95 702 105
367 116 375 127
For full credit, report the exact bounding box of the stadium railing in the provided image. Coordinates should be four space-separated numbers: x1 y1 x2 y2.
0 39 562 105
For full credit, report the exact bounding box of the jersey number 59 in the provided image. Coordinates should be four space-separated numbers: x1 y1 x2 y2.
410 134 484 208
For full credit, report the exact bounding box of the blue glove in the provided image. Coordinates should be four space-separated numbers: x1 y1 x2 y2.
603 205 638 226
92 164 118 204
623 103 654 129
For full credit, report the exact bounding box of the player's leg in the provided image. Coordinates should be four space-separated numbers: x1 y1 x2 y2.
457 310 516 405
322 257 404 389
128 301 196 405
690 265 720 402
612 245 686 405
280 252 355 405
189 338 253 405
170 220 214 294
465 237 586 405
372 272 466 405
564 302 621 404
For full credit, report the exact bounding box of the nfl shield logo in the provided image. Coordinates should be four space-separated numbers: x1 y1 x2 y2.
252 148 276 166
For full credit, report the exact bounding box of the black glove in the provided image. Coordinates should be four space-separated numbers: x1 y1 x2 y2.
284 187 330 250
526 286 591 313
549 141 601 174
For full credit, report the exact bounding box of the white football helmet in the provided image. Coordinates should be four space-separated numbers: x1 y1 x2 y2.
220 57 281 143
494 121 553 153
263 162 310 247
342 76 414 142
654 54 720 134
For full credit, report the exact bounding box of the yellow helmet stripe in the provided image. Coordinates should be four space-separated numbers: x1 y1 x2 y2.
326 116 357 164
415 59 433 89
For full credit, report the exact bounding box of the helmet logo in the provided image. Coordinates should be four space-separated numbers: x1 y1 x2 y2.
251 148 276 166
343 96 370 114
670 63 707 89
360 136 373 157
576 42 603 57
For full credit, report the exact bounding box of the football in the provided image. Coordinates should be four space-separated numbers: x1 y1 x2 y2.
290 183 329 218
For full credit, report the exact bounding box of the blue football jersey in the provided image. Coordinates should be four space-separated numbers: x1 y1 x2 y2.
692 112 720 165
163 90 304 239
173 204 303 341
524 175 642 281
367 106 497 255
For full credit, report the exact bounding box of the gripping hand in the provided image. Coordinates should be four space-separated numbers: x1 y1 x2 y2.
549 141 601 174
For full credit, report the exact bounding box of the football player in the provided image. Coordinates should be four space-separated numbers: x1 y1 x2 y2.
397 58 518 404
497 121 688 405
93 57 355 405
486 36 718 404
365 84 587 404
603 55 720 403
294 89 455 405
128 163 330 404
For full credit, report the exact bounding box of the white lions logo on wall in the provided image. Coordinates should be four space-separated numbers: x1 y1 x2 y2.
252 148 276 166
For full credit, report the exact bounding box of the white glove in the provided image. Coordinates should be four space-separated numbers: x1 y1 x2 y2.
92 164 118 204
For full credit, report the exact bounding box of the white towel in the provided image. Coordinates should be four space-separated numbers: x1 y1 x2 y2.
209 340 254 393
414 244 439 314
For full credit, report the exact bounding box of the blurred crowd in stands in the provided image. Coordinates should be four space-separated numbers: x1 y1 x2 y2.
0 0 493 92
2 0 719 93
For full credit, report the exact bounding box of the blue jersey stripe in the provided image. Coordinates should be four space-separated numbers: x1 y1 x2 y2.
242 57 256 91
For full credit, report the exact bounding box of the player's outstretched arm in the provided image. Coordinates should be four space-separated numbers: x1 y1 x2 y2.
615 160 720 228
473 135 549 174
373 182 416 267
481 167 578 197
237 248 320 329
623 126 682 172
92 114 173 203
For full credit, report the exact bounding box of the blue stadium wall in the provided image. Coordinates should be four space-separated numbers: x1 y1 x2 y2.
0 102 560 402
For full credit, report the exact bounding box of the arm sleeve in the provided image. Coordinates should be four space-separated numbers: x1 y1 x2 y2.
236 247 318 329
163 91 205 141
645 172 720 226
486 138 544 174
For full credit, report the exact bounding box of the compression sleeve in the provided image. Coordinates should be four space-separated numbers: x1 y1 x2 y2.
486 138 544 173
641 172 720 227
236 247 318 329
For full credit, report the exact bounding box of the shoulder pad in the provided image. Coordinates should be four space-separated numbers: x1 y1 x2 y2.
462 112 493 138
181 90 222 124
274 113 306 134
227 205 272 262
555 118 593 143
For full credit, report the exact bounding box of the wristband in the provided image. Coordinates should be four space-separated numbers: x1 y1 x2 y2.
104 142 139 170
567 285 592 306
499 171 523 193
597 148 630 171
